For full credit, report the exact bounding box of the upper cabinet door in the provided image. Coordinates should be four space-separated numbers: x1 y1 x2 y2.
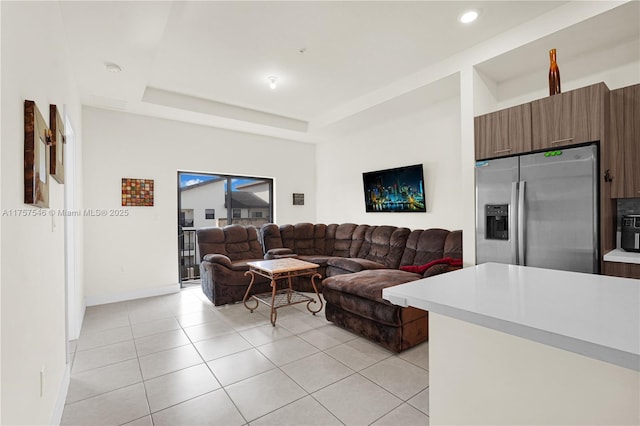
531 83 606 150
610 84 640 198
474 103 532 160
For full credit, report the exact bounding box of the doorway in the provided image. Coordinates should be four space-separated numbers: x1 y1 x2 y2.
177 171 274 287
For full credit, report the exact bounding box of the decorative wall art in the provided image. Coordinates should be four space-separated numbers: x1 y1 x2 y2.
122 178 154 206
292 193 305 205
49 104 65 184
24 100 51 208
362 164 426 212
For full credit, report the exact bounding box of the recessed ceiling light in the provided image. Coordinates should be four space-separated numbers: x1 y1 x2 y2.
104 62 123 73
267 76 278 90
459 10 478 24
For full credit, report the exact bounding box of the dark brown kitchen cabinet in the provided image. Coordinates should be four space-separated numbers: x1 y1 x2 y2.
603 261 640 279
474 103 531 160
609 84 640 198
531 83 608 151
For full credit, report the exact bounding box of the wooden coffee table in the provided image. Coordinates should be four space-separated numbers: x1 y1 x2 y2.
243 258 323 326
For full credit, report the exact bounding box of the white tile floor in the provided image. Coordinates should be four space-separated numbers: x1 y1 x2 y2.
62 285 430 425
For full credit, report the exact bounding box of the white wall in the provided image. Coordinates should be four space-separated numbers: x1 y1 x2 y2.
64 117 85 342
316 95 462 232
1 4 3 422
1 2 82 424
82 108 316 304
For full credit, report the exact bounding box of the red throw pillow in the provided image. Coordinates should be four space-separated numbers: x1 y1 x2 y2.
400 257 462 274
448 258 462 266
400 264 421 273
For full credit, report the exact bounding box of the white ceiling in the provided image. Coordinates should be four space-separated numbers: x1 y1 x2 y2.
57 1 637 142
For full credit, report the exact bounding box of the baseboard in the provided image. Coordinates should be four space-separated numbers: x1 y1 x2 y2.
51 362 71 426
85 283 181 306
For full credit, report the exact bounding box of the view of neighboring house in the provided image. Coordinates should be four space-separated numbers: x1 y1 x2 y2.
179 177 271 229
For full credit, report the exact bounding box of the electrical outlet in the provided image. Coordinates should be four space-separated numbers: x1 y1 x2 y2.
40 366 45 397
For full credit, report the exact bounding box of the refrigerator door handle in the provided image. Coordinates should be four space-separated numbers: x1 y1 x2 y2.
510 181 518 264
518 181 526 265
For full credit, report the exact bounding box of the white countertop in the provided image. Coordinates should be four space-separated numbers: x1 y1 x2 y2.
382 263 640 371
604 248 640 264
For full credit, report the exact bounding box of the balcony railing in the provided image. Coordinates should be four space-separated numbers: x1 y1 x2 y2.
179 228 199 282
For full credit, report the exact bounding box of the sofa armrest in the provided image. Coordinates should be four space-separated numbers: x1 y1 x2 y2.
327 257 385 274
329 257 365 273
264 248 295 259
202 253 232 268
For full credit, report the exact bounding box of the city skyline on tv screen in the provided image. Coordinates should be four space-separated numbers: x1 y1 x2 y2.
363 164 426 212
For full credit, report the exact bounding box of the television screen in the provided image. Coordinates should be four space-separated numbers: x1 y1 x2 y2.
363 164 426 212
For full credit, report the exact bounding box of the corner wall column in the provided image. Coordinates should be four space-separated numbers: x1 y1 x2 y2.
460 66 476 265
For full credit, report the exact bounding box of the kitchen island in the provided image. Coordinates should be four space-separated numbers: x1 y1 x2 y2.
383 262 640 425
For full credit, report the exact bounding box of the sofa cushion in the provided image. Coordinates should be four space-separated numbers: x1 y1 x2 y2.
280 223 328 255
229 259 266 272
296 254 335 267
197 225 264 261
399 228 450 267
443 230 463 259
356 226 411 268
325 223 358 257
348 224 369 258
323 269 421 305
323 269 423 326
326 257 386 273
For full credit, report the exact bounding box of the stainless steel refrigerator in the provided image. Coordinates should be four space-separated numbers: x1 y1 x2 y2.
475 144 599 274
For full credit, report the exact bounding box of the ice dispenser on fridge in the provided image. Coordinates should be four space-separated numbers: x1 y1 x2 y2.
485 204 509 240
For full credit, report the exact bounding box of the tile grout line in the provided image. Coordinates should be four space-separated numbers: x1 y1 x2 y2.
177 304 252 426
69 288 429 424
128 303 154 426
233 306 347 425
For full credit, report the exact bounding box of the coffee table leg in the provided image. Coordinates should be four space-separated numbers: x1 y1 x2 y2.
243 271 259 312
270 277 278 326
287 274 293 304
307 272 324 314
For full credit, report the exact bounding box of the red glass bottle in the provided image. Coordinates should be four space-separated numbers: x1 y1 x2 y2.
548 48 561 96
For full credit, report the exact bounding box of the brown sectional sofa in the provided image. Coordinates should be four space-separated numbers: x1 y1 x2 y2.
260 223 413 290
323 229 462 352
197 222 462 352
261 223 462 352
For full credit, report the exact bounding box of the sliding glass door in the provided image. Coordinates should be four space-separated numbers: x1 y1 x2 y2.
177 172 273 284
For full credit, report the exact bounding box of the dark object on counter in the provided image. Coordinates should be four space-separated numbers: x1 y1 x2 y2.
621 215 640 252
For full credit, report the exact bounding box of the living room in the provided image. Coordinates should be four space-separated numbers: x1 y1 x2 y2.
1 1 639 425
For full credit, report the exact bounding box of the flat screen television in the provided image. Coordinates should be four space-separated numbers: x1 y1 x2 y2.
363 164 426 212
